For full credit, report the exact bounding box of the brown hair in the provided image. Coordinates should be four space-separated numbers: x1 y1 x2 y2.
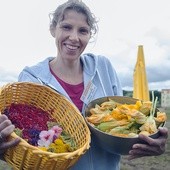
49 0 98 38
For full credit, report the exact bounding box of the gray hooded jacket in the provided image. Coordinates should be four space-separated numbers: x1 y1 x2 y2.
18 53 123 170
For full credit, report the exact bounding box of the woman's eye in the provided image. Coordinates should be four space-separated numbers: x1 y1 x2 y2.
61 25 71 30
79 28 89 35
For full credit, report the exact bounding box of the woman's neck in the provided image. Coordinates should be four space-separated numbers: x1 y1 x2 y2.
50 57 83 85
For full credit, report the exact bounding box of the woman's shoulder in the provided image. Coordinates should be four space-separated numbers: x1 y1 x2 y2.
18 57 54 82
81 53 114 73
22 57 53 71
82 53 111 65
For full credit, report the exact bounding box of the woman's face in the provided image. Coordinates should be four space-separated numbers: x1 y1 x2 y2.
51 10 91 61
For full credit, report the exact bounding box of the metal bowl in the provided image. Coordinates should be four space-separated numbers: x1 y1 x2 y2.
85 96 165 155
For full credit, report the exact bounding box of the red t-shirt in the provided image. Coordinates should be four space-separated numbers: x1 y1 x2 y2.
50 68 84 112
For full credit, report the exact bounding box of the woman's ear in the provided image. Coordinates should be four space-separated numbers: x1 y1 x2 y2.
50 26 55 37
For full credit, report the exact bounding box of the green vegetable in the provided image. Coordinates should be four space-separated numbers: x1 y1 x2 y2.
139 91 158 134
96 120 129 132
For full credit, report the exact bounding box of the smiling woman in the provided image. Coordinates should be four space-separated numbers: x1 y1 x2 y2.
0 0 169 170
0 0 170 90
49 9 92 84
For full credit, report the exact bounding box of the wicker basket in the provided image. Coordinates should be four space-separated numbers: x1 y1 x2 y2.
0 82 91 170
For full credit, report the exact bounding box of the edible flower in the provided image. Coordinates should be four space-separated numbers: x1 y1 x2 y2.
2 103 77 153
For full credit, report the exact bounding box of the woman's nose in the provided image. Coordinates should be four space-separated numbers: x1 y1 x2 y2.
69 30 79 41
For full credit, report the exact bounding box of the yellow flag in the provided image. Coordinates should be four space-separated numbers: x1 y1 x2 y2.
133 45 150 101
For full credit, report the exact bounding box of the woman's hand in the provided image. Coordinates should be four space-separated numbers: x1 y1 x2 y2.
128 127 168 160
0 115 20 155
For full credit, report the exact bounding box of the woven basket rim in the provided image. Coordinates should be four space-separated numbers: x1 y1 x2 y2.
0 82 91 159
8 132 90 158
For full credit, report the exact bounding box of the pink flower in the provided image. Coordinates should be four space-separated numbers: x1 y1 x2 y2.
38 130 55 147
51 125 62 139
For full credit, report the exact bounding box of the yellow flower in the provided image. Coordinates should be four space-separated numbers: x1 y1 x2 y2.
53 138 68 153
38 147 48 151
154 112 167 123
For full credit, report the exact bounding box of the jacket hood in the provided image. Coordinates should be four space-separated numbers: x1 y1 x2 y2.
21 54 99 83
81 53 99 76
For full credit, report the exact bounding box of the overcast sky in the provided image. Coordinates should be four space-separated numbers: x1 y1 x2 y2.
0 0 170 91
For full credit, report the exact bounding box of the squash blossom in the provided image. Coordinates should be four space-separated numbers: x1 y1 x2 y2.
87 94 167 138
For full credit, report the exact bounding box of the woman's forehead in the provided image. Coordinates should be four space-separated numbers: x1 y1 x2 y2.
60 10 89 26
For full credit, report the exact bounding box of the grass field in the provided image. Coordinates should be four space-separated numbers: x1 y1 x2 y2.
120 107 170 170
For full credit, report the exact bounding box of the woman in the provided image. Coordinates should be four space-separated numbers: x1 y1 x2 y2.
0 0 168 169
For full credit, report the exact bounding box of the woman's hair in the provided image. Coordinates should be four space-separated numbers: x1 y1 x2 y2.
49 0 98 38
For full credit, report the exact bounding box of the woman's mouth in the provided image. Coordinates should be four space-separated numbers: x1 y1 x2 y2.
65 44 79 50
